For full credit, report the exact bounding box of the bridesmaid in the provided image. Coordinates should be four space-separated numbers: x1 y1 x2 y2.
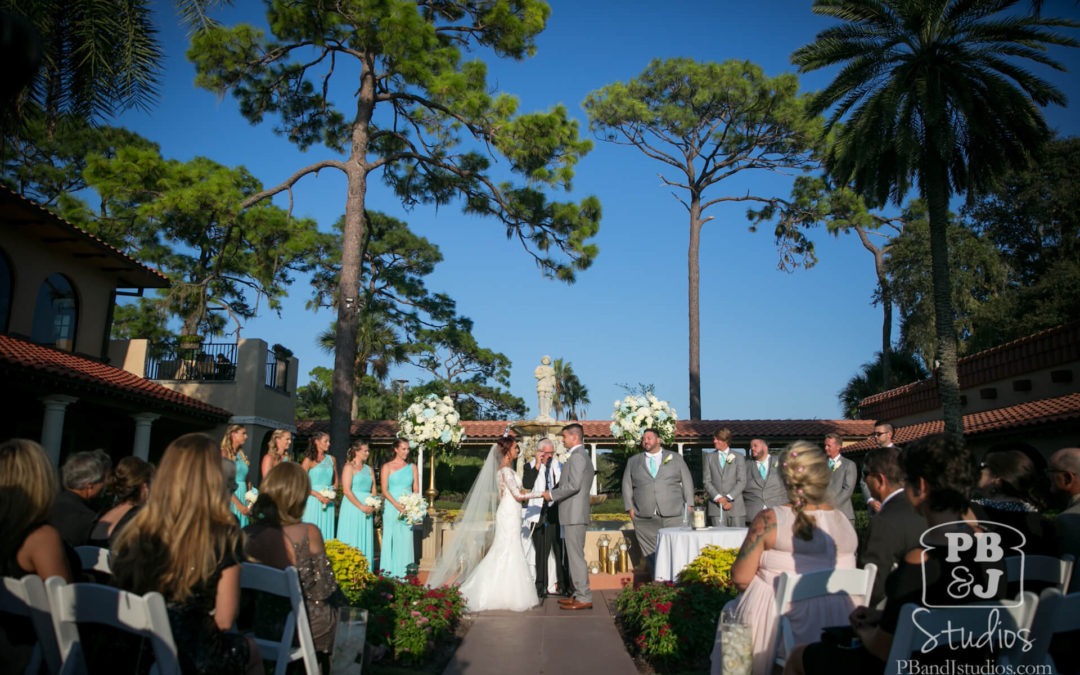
381 438 419 577
261 429 293 479
221 424 251 526
301 432 337 541
337 440 376 562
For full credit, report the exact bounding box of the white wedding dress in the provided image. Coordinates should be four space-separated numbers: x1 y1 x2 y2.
457 467 540 612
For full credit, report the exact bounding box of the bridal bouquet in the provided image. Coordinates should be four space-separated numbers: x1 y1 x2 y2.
243 487 259 506
610 393 677 450
363 495 384 512
397 394 466 455
319 487 336 510
397 492 428 525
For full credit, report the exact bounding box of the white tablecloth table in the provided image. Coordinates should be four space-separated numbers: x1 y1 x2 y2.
653 526 749 582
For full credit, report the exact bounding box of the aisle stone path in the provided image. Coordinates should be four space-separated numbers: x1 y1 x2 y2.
440 590 639 675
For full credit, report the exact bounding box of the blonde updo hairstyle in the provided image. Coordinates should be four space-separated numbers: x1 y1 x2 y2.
778 440 832 541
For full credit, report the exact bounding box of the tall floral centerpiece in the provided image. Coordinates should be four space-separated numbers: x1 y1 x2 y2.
397 394 466 508
610 393 678 451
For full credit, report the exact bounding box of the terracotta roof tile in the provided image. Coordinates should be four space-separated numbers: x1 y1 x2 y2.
0 334 231 421
859 323 1080 420
842 392 1080 454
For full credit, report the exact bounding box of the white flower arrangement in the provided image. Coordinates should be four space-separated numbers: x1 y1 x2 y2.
610 393 677 450
319 487 336 511
397 492 428 525
396 394 466 454
363 495 384 512
244 487 259 506
519 434 571 465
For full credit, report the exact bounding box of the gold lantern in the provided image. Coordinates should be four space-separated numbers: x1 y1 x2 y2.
597 534 610 573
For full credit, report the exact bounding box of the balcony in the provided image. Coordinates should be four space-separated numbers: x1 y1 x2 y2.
144 341 238 381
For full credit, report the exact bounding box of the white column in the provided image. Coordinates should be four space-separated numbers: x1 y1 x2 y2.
676 442 685 456
590 443 598 495
40 395 78 466
131 413 160 460
417 445 425 494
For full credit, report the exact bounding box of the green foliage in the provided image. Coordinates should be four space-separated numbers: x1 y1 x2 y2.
676 546 739 587
839 350 929 419
552 358 589 420
324 538 377 606
356 575 466 666
296 367 333 419
615 580 737 670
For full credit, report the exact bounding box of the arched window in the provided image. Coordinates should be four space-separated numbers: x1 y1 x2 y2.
0 249 11 333
31 274 78 351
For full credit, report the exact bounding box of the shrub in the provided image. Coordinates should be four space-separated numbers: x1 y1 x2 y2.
324 539 376 606
356 575 467 666
676 546 739 587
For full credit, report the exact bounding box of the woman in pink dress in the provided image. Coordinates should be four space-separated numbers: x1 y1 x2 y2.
712 441 862 675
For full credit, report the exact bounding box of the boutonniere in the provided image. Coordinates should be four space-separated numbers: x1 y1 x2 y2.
662 455 673 465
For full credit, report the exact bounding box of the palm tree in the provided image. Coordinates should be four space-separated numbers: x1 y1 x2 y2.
562 374 591 420
839 350 930 419
318 310 406 418
792 0 1077 434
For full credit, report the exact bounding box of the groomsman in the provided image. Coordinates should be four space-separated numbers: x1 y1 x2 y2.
622 428 694 569
741 438 786 525
863 422 901 515
703 428 746 527
523 439 570 598
544 423 595 610
824 433 858 526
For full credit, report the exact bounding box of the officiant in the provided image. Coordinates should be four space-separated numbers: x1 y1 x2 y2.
522 439 571 598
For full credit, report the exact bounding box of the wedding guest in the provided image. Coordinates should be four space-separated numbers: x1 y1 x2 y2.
863 422 900 514
742 438 786 525
337 440 376 562
971 447 1054 554
260 429 293 479
1049 447 1080 591
221 424 253 526
857 446 925 607
87 456 154 548
622 428 694 570
711 441 860 675
381 438 419 577
704 428 746 527
50 449 110 547
301 431 338 541
246 461 343 673
111 433 260 675
823 433 857 527
785 434 1002 675
0 439 74 674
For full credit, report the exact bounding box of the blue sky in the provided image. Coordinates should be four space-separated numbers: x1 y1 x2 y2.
114 0 1080 421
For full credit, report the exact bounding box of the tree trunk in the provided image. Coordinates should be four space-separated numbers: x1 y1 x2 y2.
876 251 892 390
923 161 962 435
688 196 702 420
330 57 375 462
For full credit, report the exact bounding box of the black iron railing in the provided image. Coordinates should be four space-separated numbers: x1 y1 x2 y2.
265 348 290 392
145 341 238 381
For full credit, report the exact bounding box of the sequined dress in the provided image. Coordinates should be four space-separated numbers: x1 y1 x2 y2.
289 527 342 652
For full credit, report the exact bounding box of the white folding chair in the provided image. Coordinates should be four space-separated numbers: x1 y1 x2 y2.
1 574 63 674
772 563 877 670
237 562 320 675
884 592 1039 675
74 546 112 576
1005 554 1074 593
45 577 179 675
1020 587 1080 674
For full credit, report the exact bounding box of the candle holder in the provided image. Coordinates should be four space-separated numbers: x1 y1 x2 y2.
588 561 601 574
597 534 610 573
617 538 630 573
607 550 618 575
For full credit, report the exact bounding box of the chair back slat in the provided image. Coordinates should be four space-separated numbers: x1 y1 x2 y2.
1 574 63 674
1021 587 1080 672
238 562 319 675
1005 554 1074 593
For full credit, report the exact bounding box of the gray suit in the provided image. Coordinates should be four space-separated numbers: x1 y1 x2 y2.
828 454 858 524
703 450 746 527
622 449 694 561
858 490 926 606
549 444 595 603
742 455 787 524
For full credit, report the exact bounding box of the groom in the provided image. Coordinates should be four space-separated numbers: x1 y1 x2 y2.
543 422 595 610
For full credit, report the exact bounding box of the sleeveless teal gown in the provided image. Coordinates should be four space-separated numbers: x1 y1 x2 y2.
337 465 374 561
382 464 415 577
302 455 336 540
231 455 250 527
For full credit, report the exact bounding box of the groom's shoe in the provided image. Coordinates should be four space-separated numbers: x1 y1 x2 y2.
560 600 593 610
557 597 576 605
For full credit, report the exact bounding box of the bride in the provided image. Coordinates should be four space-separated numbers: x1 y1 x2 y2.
427 434 540 612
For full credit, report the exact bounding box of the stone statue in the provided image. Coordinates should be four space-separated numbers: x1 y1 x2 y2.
534 355 556 421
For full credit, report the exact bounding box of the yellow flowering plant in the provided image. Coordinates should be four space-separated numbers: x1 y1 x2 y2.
676 545 739 588
325 539 377 605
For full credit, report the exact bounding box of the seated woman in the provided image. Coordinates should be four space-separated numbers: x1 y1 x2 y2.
972 447 1054 555
711 441 860 675
245 461 342 672
0 438 74 674
111 433 260 675
785 434 1002 675
88 456 154 549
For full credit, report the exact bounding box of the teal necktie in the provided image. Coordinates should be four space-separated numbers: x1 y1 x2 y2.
717 453 726 469
648 455 658 478
758 461 767 479
829 458 837 470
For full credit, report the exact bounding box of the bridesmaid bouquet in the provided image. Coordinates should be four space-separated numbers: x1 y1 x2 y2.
363 495 384 512
319 487 336 510
397 493 428 525
243 487 259 506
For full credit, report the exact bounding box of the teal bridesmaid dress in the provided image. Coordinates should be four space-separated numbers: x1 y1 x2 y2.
337 466 375 562
302 455 336 540
381 464 415 577
231 455 250 527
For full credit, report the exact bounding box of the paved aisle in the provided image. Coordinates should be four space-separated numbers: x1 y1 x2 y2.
441 591 638 675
